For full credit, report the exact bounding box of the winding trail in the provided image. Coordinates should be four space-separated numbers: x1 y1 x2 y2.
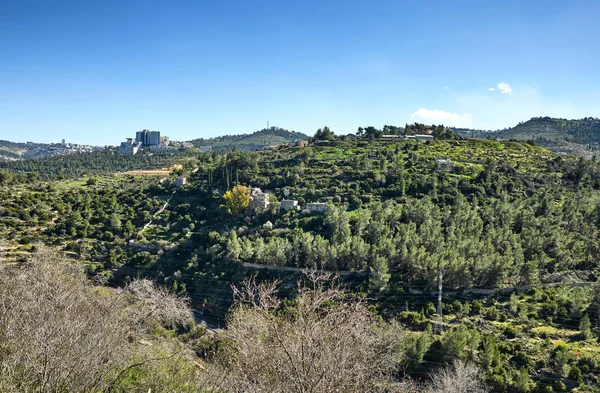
137 190 176 237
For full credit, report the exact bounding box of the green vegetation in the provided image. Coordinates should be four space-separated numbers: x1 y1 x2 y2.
0 148 196 180
455 116 600 157
189 126 309 151
4 129 600 391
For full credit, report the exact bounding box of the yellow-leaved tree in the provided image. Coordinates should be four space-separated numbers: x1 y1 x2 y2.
222 185 251 216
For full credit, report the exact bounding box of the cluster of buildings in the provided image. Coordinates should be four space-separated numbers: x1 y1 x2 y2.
264 139 309 150
19 140 104 159
380 134 434 141
248 187 328 214
119 129 160 155
118 129 193 155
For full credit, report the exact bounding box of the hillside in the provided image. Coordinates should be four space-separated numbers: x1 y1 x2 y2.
4 138 600 391
0 140 28 160
188 126 309 151
0 139 106 160
454 117 600 157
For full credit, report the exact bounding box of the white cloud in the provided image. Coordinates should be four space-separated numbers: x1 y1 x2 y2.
488 87 496 92
444 86 450 90
453 84 599 131
497 82 512 94
411 108 473 127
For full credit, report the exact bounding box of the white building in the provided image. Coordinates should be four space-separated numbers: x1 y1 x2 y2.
414 134 434 141
436 159 454 171
118 138 142 155
280 199 299 212
306 203 328 213
249 187 271 210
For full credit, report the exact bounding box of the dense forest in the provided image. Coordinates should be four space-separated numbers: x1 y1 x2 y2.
3 129 600 391
0 148 196 180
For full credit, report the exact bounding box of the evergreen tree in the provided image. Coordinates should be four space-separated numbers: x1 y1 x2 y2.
514 368 531 393
369 257 390 293
580 313 592 340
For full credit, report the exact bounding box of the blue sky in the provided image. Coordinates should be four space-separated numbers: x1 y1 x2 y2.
1 0 599 145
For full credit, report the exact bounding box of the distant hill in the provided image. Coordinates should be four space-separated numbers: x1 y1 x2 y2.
0 140 28 160
188 127 310 151
454 117 600 157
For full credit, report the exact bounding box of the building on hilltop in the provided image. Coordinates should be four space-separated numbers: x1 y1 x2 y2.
249 187 271 210
380 135 403 140
414 134 434 141
136 129 161 147
118 138 142 155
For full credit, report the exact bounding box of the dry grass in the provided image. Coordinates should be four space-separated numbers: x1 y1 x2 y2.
124 164 183 176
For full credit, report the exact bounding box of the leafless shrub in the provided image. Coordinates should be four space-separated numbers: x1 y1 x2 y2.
0 247 203 393
124 278 193 330
223 273 403 393
423 360 489 393
0 248 132 392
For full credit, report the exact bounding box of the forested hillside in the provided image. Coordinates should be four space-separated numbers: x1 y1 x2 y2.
189 126 309 151
0 149 196 179
4 136 600 391
455 117 600 157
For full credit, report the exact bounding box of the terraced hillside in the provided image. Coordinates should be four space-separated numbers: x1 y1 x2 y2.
455 117 600 158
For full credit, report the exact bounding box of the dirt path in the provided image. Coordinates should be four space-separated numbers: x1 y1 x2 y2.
137 190 176 237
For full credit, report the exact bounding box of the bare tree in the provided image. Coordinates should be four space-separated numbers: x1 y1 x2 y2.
223 273 403 393
0 247 204 393
423 360 489 393
124 278 193 330
0 248 133 392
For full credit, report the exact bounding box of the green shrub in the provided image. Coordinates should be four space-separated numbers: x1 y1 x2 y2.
396 311 429 330
504 326 517 339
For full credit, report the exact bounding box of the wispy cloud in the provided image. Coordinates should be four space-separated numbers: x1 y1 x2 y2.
488 87 496 92
444 86 450 90
497 82 512 94
411 108 473 127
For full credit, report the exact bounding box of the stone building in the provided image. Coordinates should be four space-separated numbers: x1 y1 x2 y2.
280 199 299 211
249 187 271 210
306 203 328 213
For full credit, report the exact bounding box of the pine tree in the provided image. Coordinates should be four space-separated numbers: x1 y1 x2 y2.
515 368 531 393
580 313 592 340
369 257 390 293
